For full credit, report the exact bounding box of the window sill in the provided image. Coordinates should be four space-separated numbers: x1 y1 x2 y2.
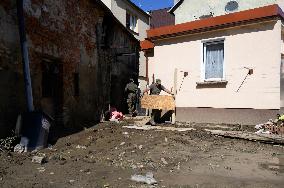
196 80 228 88
127 28 139 36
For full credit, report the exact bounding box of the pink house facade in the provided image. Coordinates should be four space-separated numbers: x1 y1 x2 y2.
142 5 284 125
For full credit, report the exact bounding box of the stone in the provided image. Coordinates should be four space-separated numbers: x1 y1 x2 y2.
131 172 157 185
161 158 168 165
32 156 46 164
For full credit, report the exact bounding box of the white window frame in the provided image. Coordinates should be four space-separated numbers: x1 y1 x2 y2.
201 38 225 81
126 11 138 33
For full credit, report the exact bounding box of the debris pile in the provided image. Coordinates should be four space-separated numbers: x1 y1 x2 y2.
0 135 18 151
255 114 284 135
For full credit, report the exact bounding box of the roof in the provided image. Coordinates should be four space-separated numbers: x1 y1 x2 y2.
169 0 184 14
147 4 284 40
149 8 175 29
140 40 154 50
123 0 150 18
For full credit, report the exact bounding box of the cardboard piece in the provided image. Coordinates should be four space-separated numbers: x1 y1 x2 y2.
141 95 175 110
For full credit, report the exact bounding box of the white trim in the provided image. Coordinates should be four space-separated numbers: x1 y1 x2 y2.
201 37 225 44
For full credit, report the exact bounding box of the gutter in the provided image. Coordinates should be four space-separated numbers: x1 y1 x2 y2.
16 0 34 112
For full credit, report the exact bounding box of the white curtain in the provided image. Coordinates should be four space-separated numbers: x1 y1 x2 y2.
205 43 224 79
130 15 137 31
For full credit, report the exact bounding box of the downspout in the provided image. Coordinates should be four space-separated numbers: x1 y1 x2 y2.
145 52 149 85
16 0 34 112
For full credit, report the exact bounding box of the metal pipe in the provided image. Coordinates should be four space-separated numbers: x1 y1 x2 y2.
16 0 34 112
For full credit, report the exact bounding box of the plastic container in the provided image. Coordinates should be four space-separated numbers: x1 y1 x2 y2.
21 111 52 151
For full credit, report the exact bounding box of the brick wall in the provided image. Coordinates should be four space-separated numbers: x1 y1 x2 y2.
0 0 139 138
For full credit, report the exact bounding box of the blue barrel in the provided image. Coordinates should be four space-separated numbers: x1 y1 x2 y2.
21 111 52 151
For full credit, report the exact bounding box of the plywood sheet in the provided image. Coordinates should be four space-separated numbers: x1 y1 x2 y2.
141 95 175 110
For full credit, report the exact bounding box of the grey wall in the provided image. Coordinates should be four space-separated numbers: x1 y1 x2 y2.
174 0 282 24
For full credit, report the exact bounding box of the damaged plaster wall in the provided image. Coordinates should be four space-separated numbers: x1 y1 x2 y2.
0 1 26 138
0 0 139 137
23 0 139 126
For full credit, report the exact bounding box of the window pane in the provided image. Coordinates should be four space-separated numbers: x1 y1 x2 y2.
205 43 224 79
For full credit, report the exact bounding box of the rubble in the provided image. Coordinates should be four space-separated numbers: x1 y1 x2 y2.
0 121 284 187
75 145 87 149
123 125 195 132
205 129 284 144
255 115 284 135
161 158 168 165
37 167 46 173
32 156 46 164
13 137 29 153
0 135 18 151
131 172 157 185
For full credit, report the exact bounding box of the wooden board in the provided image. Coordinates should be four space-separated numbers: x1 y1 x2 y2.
141 95 175 110
205 129 284 144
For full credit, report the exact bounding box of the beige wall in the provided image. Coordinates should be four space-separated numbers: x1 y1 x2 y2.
281 57 284 107
110 0 149 41
174 0 283 24
148 20 282 109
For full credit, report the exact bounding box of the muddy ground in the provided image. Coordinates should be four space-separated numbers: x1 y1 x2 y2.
0 119 284 188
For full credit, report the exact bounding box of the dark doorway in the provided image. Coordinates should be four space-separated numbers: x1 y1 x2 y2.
41 59 63 126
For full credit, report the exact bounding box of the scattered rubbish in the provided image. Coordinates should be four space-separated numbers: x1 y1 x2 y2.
50 172 54 175
161 158 168 165
69 180 75 183
0 135 19 151
32 155 46 164
255 129 270 134
255 115 284 135
138 145 143 150
205 129 284 144
76 145 87 149
123 125 195 132
14 144 25 153
122 132 129 135
224 166 232 170
165 137 168 142
177 162 180 170
119 152 125 157
107 107 124 122
130 172 157 185
120 142 125 146
37 167 45 173
131 164 137 169
13 137 29 153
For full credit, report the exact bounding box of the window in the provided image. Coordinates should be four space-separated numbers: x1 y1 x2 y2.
126 12 138 32
203 40 224 81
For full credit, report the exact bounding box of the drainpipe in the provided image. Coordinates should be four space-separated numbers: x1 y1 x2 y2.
16 0 34 112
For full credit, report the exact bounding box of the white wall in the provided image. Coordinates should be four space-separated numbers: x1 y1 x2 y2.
111 0 149 41
174 0 281 24
148 20 282 109
100 0 112 10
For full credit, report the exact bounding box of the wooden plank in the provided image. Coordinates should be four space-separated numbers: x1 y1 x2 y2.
171 68 178 124
205 129 284 144
141 95 175 110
